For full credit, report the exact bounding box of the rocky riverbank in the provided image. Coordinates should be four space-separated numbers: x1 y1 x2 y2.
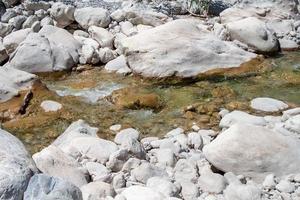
0 0 300 199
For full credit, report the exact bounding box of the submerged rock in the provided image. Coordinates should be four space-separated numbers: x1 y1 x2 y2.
204 124 300 181
119 19 259 79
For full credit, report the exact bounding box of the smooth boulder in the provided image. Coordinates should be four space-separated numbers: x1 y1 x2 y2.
74 7 111 29
203 124 300 181
119 19 258 78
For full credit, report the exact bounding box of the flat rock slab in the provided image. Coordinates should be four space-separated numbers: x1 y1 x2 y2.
120 19 259 78
203 124 300 182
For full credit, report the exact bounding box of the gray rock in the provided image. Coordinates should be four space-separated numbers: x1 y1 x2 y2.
119 19 258 78
0 22 13 37
24 174 83 200
204 124 300 181
112 172 126 191
146 177 180 197
1 9 17 23
114 128 140 145
31 21 41 32
98 47 116 64
104 55 131 74
9 25 80 73
50 2 75 28
0 128 37 200
110 9 125 22
106 149 130 172
3 28 31 54
40 16 54 27
219 110 266 128
120 186 166 200
131 162 168 184
22 15 38 29
250 97 288 112
2 0 19 8
23 1 51 11
0 38 8 64
32 145 89 187
84 162 111 182
74 7 111 29
226 17 279 54
81 181 116 199
88 25 114 48
8 15 26 30
198 168 227 194
119 136 146 159
0 66 36 102
276 180 295 193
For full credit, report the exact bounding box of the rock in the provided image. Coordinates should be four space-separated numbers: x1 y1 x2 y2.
149 148 176 167
22 15 38 29
40 100 62 112
174 159 198 183
131 162 168 184
0 66 36 103
187 132 203 150
9 25 80 73
119 19 258 78
88 26 114 48
284 115 300 134
105 55 131 74
224 182 262 200
32 145 89 187
74 7 111 29
276 180 295 193
0 38 8 64
146 177 180 197
31 21 41 32
40 16 54 27
262 174 276 189
198 168 227 194
84 162 111 182
81 182 116 199
114 128 140 145
24 174 83 200
2 0 19 8
226 17 279 54
0 128 37 200
24 1 51 11
8 15 26 30
106 149 130 172
203 124 300 181
50 2 75 28
180 181 200 200
79 38 100 65
120 186 166 200
250 97 289 112
120 21 138 36
1 9 17 23
219 110 266 128
112 172 126 191
3 28 31 54
165 128 184 138
98 47 116 64
282 108 300 121
0 22 13 37
111 9 125 22
63 137 119 164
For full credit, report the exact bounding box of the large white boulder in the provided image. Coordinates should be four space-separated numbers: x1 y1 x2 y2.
119 19 258 78
0 66 36 103
3 28 32 54
226 17 279 54
203 124 300 181
9 25 81 73
74 7 111 29
0 128 37 200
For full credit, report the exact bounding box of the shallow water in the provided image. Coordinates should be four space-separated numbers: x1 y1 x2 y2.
2 52 300 153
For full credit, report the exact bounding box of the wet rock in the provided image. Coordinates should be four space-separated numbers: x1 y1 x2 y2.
120 186 166 200
204 124 300 181
32 145 89 187
3 28 31 54
9 25 80 72
105 55 131 75
88 25 114 48
250 97 289 112
131 162 168 184
219 110 266 128
50 2 75 28
0 128 37 200
81 181 116 199
40 100 62 112
110 87 162 110
0 66 36 103
119 19 258 78
110 9 125 22
74 7 111 29
226 17 279 54
24 174 83 200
